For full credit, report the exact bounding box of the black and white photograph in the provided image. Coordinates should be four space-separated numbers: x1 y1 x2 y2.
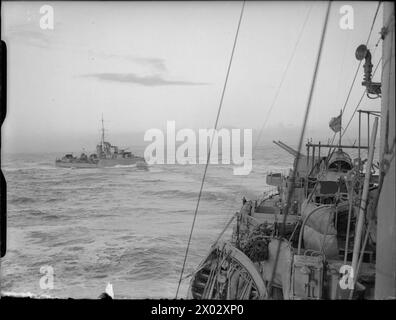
0 0 395 308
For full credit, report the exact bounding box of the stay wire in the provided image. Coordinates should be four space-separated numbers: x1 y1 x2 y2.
341 7 395 136
267 1 332 294
341 1 382 115
253 4 313 151
175 0 246 298
341 8 395 139
342 56 382 138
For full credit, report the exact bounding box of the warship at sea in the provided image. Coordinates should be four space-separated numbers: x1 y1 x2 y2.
182 2 395 300
55 116 147 169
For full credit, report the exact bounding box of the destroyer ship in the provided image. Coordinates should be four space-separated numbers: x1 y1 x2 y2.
55 116 147 169
184 2 395 300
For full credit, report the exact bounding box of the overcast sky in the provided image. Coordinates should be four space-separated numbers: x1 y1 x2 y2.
1 1 383 153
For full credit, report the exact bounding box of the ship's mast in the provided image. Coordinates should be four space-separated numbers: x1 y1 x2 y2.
101 114 105 149
338 109 342 148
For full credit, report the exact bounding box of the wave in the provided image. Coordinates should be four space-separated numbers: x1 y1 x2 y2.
1 291 53 299
2 165 59 172
146 167 163 173
2 150 292 298
26 210 46 216
139 179 163 183
147 189 228 201
111 164 137 168
8 196 37 205
45 198 64 203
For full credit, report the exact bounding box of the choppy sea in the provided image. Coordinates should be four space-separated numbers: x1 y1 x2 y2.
0 145 291 299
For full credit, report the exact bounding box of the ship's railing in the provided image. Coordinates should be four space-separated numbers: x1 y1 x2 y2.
258 185 279 204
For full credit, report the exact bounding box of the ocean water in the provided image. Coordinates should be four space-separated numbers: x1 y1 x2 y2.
0 145 291 299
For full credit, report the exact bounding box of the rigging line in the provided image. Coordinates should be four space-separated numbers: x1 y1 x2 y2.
325 59 380 165
326 5 384 164
341 1 382 115
267 0 332 294
175 0 246 298
325 55 382 163
235 3 313 203
370 8 394 63
342 56 382 138
253 3 313 151
366 1 382 47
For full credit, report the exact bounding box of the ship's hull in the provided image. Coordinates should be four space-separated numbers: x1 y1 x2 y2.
55 157 147 169
55 161 98 168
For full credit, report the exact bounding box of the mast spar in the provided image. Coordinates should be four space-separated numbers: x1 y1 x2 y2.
339 109 342 147
101 114 105 149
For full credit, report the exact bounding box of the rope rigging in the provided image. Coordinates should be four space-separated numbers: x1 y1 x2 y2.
201 5 317 289
267 0 332 295
231 2 313 231
324 53 382 167
327 4 388 162
253 3 313 152
341 7 395 135
177 1 392 300
175 0 246 298
341 1 382 115
342 56 382 138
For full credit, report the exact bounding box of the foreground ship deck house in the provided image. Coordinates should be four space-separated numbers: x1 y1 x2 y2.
185 2 395 300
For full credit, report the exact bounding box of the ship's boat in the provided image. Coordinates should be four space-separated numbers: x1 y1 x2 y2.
188 241 267 300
